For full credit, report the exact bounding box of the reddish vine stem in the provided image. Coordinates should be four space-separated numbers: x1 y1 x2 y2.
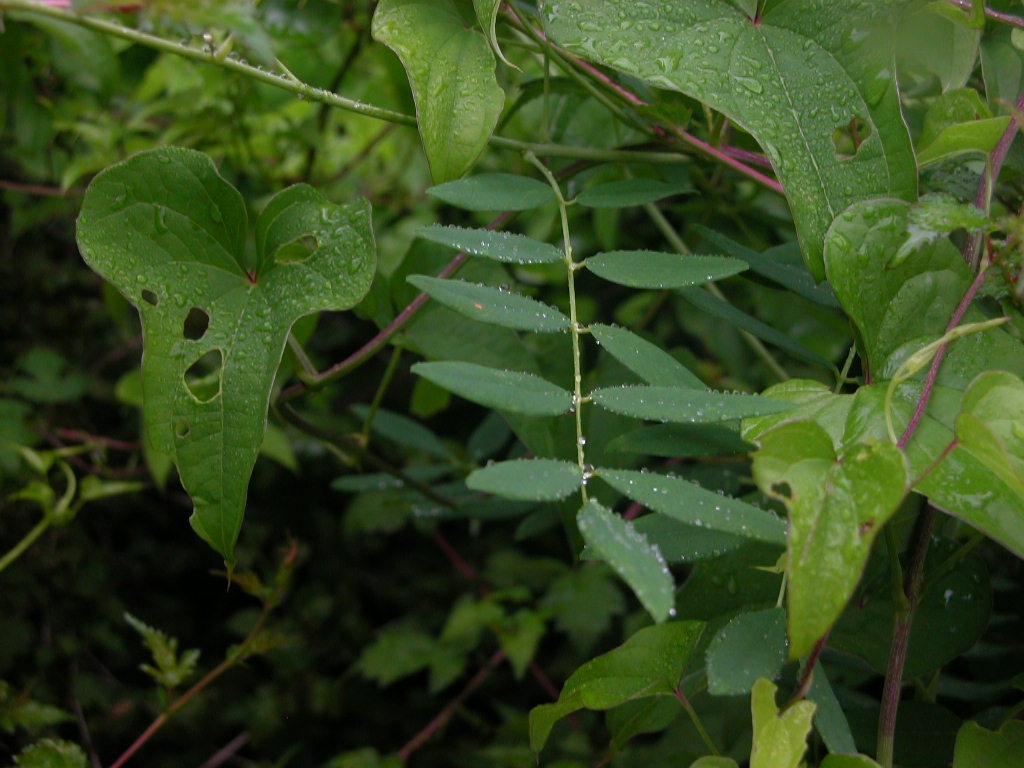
945 0 1024 30
397 651 505 761
897 267 989 449
0 179 80 196
787 631 829 706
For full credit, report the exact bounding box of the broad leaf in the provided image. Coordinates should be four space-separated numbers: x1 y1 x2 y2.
529 621 704 751
577 500 675 623
591 385 793 424
467 458 582 501
411 361 572 416
542 0 917 279
591 323 705 388
407 275 570 332
427 173 554 210
576 178 693 208
953 721 1024 768
77 148 375 561
598 468 787 545
372 0 504 182
415 225 562 264
750 679 816 768
706 608 787 696
751 421 907 657
585 251 746 288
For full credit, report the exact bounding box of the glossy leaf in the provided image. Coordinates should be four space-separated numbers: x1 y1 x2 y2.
591 323 705 388
917 116 1009 167
955 371 1024 498
415 225 562 264
529 621 704 751
706 608 787 696
607 423 752 458
372 0 504 182
407 275 570 332
472 0 514 68
427 173 554 210
598 468 787 545
577 500 675 623
576 178 693 208
467 458 582 501
591 385 793 424
77 148 375 561
411 361 572 416
953 720 1024 768
585 251 746 288
542 0 917 280
750 678 816 768
751 421 907 657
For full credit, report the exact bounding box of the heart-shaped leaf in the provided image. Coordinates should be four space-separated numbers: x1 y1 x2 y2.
77 148 376 561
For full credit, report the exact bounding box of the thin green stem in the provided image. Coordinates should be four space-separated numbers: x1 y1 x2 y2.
526 151 589 501
674 687 720 757
642 202 791 382
287 333 318 380
0 517 52 575
360 345 403 444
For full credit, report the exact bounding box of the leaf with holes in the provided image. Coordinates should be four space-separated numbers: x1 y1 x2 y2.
76 148 375 561
750 420 907 657
542 0 917 279
415 225 562 264
585 251 746 288
598 468 787 545
591 385 793 424
591 323 705 388
577 500 675 623
529 621 704 751
372 0 504 182
407 275 570 332
411 361 572 416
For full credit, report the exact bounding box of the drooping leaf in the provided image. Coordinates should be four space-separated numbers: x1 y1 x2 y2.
411 361 572 416
407 275 570 332
591 323 705 388
750 420 908 657
677 288 836 370
76 148 375 561
542 0 917 280
750 678 816 768
953 720 1024 768
415 225 562 264
607 423 752 458
427 173 554 210
577 500 675 623
706 608 788 696
576 178 693 208
591 385 793 424
372 0 504 182
598 468 787 545
529 621 705 751
585 251 746 288
467 459 582 501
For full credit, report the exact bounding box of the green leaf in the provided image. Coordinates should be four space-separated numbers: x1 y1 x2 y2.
955 371 1024 498
467 459 582 501
591 323 705 388
892 194 990 267
690 759 740 768
427 173 554 211
917 117 1010 167
607 423 752 458
609 696 684 750
124 612 200 690
632 515 745 563
750 678 816 768
820 756 883 768
372 0 504 182
528 621 704 751
751 421 907 657
577 500 675 623
805 663 857 755
351 405 452 459
407 275 570 332
411 361 571 416
8 348 89 403
12 739 88 768
677 288 836 370
576 178 693 208
585 251 746 288
77 148 375 561
706 607 787 696
472 0 514 68
542 0 916 280
591 385 793 424
415 225 562 264
953 720 1024 768
598 468 787 545
541 566 625 651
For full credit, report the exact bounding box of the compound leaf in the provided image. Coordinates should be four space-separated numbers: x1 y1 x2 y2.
592 385 792 424
591 323 705 388
467 458 582 501
585 251 746 288
411 361 572 416
407 275 570 332
416 225 562 264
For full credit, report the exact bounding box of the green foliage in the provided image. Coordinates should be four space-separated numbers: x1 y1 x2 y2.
123 613 201 690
